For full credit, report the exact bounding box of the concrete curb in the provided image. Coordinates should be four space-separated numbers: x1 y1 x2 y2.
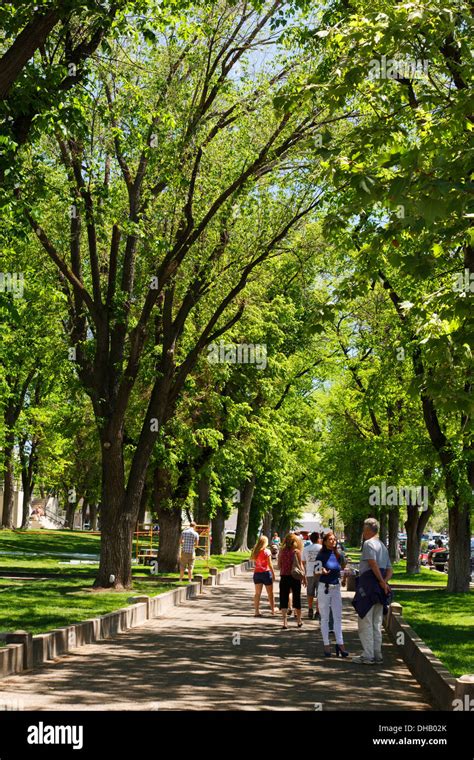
390 584 446 590
384 603 460 710
0 644 24 678
0 559 252 679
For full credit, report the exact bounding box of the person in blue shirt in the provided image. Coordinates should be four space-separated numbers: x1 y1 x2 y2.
317 531 349 658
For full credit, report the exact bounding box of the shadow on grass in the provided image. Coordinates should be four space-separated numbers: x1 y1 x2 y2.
0 530 101 562
0 571 176 635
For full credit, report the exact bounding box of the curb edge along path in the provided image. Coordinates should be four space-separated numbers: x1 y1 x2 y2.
0 569 434 711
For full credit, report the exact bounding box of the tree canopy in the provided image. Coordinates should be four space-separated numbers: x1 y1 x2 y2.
0 0 471 592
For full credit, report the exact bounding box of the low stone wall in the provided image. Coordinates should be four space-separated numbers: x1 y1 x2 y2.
0 643 24 678
0 559 252 680
384 602 473 711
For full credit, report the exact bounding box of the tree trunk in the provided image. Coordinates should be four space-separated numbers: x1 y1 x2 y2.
153 464 182 573
379 508 388 546
388 506 400 564
65 501 77 530
90 503 98 531
262 511 272 540
195 474 210 525
157 506 182 572
405 498 433 574
1 433 15 528
211 509 226 555
344 519 364 547
95 505 136 588
231 475 255 551
20 437 38 530
247 492 260 550
138 482 148 525
277 518 291 539
21 478 33 530
94 437 139 589
0 9 59 99
447 490 471 593
81 499 89 529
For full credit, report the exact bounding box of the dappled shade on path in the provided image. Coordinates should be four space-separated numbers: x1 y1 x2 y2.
0 572 433 710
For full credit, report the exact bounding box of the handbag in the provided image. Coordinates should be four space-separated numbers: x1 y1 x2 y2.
291 551 304 580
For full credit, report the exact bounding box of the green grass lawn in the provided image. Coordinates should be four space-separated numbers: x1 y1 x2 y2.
394 589 474 678
390 561 448 586
0 529 102 558
344 547 361 565
0 571 173 635
0 529 250 637
344 548 447 586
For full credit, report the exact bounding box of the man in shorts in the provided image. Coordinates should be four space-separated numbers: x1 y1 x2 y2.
179 521 200 581
302 532 322 619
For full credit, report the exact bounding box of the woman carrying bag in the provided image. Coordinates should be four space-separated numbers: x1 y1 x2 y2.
278 533 306 629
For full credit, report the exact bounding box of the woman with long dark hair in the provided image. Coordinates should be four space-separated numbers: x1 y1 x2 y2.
317 531 349 658
278 533 306 629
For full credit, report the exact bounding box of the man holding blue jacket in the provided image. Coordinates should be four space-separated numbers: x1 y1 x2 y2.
352 518 393 665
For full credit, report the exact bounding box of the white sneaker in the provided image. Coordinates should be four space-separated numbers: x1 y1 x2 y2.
352 655 376 665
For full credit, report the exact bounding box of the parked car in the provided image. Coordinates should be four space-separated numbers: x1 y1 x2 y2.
421 539 472 578
427 545 449 572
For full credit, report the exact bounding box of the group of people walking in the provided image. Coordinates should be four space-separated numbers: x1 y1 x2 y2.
250 518 393 664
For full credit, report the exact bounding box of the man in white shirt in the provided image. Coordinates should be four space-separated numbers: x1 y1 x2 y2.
353 518 393 665
302 532 322 619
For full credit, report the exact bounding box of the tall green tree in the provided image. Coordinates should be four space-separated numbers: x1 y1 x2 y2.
13 2 327 586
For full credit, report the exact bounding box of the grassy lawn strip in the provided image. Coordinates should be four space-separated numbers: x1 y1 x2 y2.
0 529 101 557
344 547 361 564
344 548 447 586
0 530 250 637
390 561 448 586
147 551 251 580
0 571 173 636
395 589 473 678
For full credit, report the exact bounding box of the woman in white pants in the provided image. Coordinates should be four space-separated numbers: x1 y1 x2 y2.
317 532 349 658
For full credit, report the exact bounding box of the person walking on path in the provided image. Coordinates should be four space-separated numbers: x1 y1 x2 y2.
179 521 200 582
278 533 306 629
271 532 281 548
318 531 349 658
352 518 393 665
251 536 276 616
302 532 322 619
270 532 280 560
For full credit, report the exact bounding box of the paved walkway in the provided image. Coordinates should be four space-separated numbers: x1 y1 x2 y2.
0 570 433 711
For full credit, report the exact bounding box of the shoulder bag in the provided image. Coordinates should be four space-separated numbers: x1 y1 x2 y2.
291 550 305 580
